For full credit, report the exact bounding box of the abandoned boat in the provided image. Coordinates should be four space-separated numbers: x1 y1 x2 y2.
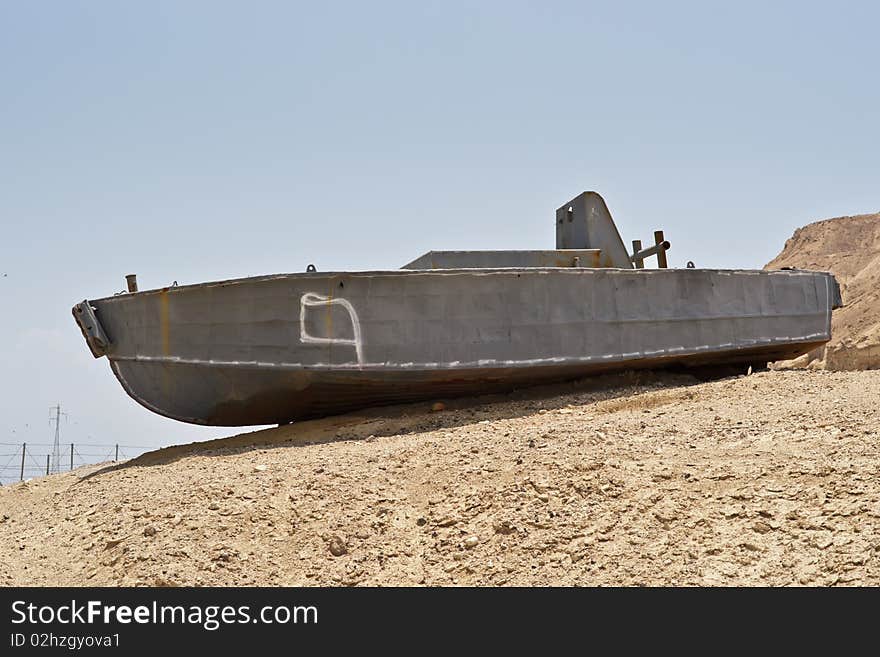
73 192 841 426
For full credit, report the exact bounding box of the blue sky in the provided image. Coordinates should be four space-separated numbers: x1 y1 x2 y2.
1 1 878 459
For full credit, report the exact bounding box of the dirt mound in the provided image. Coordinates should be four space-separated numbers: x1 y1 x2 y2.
766 212 880 370
2 370 879 587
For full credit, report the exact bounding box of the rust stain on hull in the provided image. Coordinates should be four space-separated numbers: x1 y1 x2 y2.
71 190 841 428
159 290 171 356
108 340 827 426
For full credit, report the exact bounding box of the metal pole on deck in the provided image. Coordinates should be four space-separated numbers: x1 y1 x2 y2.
70 443 74 471
115 444 119 462
46 454 50 476
632 240 644 269
654 231 668 268
20 443 25 481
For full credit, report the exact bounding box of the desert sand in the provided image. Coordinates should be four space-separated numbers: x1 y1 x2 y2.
1 369 878 586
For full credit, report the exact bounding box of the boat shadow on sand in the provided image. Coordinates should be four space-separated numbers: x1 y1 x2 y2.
77 366 747 482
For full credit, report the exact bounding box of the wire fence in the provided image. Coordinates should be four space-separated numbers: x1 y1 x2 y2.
0 442 154 485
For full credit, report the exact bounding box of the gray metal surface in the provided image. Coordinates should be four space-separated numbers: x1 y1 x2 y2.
402 250 606 270
74 267 838 426
72 300 110 358
556 192 633 267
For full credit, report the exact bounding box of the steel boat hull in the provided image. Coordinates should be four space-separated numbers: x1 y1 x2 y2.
74 267 838 425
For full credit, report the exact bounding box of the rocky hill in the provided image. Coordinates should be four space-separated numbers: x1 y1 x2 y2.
766 212 880 370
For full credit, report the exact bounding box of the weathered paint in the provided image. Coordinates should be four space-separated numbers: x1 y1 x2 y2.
75 267 840 426
159 290 170 356
402 250 605 270
70 191 843 426
556 192 633 268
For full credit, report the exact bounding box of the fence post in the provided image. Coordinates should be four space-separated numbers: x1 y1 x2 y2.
46 454 50 476
70 443 74 471
20 443 26 481
115 444 119 462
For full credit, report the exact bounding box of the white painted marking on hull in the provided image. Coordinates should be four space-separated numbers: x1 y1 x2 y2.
110 332 829 372
299 292 364 365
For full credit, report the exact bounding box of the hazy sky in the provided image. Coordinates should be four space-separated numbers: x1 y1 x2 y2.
1 1 878 462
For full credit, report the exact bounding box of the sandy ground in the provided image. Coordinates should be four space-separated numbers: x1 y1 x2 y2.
1 369 878 587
